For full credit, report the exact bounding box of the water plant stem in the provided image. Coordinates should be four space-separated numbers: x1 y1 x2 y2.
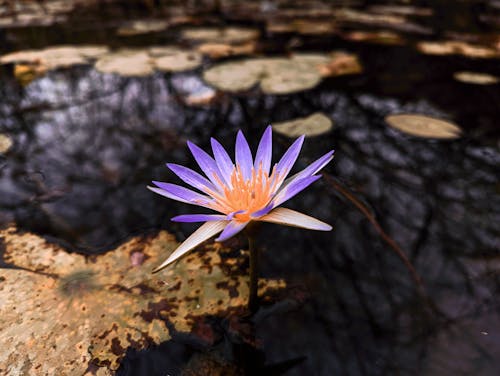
248 234 259 312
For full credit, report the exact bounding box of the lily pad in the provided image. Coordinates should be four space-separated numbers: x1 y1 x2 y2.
202 52 361 94
0 134 13 153
342 30 405 45
0 45 109 70
116 19 169 36
385 114 462 139
197 42 257 59
154 50 203 72
95 50 153 76
202 60 263 92
453 71 499 85
181 27 259 44
313 51 363 77
0 227 285 374
417 41 498 59
274 112 333 137
266 19 336 35
259 58 323 95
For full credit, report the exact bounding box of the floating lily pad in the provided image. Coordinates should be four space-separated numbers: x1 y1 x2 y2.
417 41 498 59
197 42 257 59
335 9 407 26
385 114 462 139
313 51 363 77
368 5 433 16
95 50 153 76
274 113 333 138
453 71 499 85
267 19 336 35
0 134 13 153
154 50 202 72
203 52 361 94
342 30 405 45
116 19 169 36
0 45 109 70
259 57 323 95
181 27 259 44
0 227 285 374
203 60 262 92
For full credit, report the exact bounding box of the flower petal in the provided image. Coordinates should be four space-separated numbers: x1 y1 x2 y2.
235 130 253 180
171 214 227 222
153 220 227 272
259 207 332 231
289 150 334 182
272 174 321 207
215 220 249 242
254 125 272 174
150 182 212 207
211 137 234 187
187 141 225 189
167 163 216 193
250 204 274 218
275 135 305 187
148 185 190 204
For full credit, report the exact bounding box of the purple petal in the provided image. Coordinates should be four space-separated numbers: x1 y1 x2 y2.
235 130 253 180
167 163 216 193
272 174 321 207
254 125 272 174
187 141 225 188
226 210 245 220
215 220 249 242
211 137 234 187
171 214 227 222
250 204 274 218
282 149 334 187
275 135 305 182
151 181 213 207
148 186 190 204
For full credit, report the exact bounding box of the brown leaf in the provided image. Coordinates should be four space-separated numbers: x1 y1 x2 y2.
0 227 285 374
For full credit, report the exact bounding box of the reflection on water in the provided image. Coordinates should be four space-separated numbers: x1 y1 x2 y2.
0 0 499 375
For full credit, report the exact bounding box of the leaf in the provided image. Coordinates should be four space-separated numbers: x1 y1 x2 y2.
0 227 285 374
202 52 362 94
274 112 333 138
385 114 462 139
154 50 202 73
417 41 498 59
94 50 154 77
181 27 259 44
116 20 169 36
1 46 109 83
453 71 499 85
0 134 13 154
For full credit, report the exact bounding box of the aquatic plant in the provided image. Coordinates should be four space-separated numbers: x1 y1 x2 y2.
149 126 333 309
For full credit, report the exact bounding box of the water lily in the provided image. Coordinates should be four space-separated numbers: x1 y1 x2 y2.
149 126 334 273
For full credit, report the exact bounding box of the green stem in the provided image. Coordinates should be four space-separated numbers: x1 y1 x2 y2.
248 234 259 312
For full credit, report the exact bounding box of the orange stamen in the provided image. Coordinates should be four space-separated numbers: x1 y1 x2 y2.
206 162 278 221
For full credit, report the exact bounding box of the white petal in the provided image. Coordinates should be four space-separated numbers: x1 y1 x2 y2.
153 220 227 273
259 207 332 231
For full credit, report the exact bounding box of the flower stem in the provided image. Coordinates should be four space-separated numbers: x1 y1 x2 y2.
248 234 259 312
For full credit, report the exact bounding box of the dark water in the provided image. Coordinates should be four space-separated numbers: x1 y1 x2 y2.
1 1 499 375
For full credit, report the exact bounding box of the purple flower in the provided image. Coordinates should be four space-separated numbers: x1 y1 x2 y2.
149 126 334 272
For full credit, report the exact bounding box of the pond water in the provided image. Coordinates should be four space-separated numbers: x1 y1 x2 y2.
0 1 499 375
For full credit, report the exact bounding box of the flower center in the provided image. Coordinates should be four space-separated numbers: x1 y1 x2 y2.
208 164 280 221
